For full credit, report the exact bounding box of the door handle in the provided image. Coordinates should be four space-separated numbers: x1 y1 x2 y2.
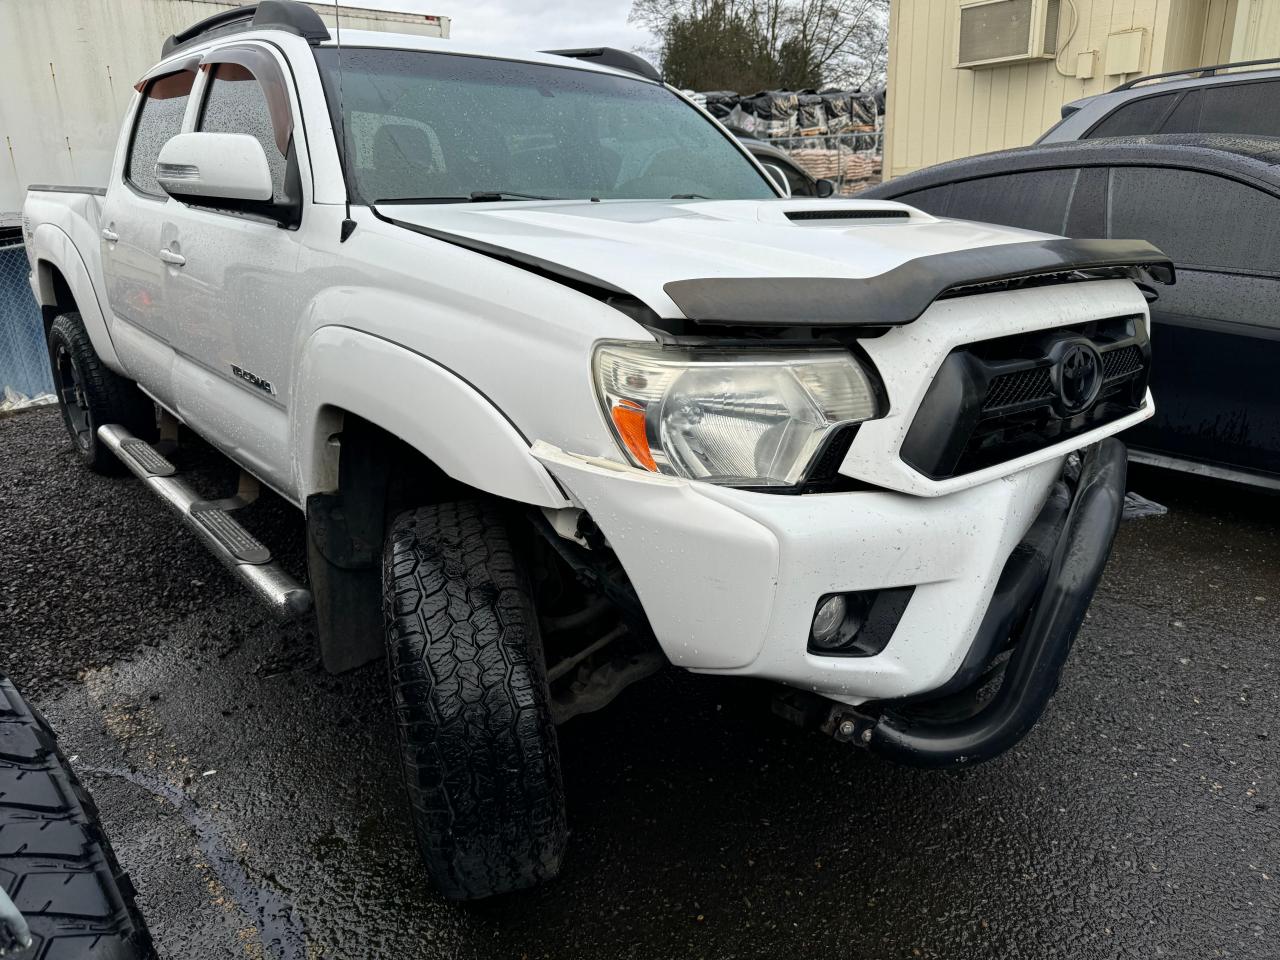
158 249 186 266
101 228 119 242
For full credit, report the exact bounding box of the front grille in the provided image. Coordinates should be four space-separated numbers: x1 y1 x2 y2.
1103 345 1144 380
902 315 1150 480
983 367 1053 410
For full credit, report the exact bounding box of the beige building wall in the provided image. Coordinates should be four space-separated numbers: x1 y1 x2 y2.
884 0 1280 180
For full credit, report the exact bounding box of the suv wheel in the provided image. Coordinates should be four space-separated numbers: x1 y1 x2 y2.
383 499 567 900
47 312 154 473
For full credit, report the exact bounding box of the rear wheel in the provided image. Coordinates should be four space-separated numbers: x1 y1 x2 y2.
0 675 155 958
47 312 154 473
382 499 567 900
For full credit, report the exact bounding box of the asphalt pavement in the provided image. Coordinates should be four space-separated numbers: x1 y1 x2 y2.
2 406 1277 959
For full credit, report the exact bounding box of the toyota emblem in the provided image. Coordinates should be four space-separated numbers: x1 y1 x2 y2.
1053 342 1104 415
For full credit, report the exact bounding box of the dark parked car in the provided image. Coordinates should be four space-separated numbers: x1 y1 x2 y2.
734 132 836 198
862 135 1280 490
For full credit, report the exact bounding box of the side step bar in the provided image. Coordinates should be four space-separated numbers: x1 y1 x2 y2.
98 424 312 620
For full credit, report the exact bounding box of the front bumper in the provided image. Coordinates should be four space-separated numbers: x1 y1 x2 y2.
839 438 1127 766
534 440 1078 705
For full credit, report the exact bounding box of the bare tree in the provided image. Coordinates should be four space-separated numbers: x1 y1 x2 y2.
630 0 888 91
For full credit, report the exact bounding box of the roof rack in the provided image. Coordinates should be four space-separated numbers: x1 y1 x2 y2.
543 47 662 83
1112 55 1280 91
161 0 330 58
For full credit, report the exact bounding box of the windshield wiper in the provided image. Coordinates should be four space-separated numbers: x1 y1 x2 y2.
374 191 561 205
469 190 560 202
671 193 710 199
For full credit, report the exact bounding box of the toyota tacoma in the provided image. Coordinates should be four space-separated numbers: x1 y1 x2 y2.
22 0 1172 899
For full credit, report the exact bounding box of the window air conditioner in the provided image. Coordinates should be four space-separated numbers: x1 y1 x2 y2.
956 0 1062 69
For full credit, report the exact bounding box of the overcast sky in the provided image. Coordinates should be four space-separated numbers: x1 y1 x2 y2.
348 0 657 54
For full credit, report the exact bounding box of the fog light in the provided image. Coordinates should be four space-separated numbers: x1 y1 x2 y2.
807 588 915 657
809 595 848 649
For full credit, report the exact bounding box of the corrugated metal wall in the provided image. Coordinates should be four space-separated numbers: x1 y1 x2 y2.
0 0 450 215
884 0 1280 179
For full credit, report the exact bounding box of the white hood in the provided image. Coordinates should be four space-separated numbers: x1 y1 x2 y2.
378 198 1052 319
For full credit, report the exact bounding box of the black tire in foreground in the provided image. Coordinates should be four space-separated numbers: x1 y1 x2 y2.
47 312 155 474
0 675 155 959
383 500 567 900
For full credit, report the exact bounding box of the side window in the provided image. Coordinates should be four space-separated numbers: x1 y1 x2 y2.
890 184 952 216
1108 167 1279 275
198 63 288 203
126 70 196 197
1085 93 1177 138
1193 81 1280 138
943 169 1078 235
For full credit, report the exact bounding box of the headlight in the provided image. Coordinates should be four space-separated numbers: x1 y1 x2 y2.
592 342 882 487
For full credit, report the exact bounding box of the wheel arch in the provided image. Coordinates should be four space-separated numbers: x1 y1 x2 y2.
292 326 569 674
29 224 122 370
291 325 569 509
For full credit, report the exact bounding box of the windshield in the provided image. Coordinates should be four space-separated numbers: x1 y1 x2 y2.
313 48 776 204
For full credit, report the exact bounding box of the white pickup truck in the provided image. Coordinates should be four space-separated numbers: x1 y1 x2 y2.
23 0 1172 900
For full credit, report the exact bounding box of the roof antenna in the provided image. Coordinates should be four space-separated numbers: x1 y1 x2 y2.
335 0 357 242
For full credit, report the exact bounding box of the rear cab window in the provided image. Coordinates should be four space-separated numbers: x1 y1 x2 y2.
126 69 197 197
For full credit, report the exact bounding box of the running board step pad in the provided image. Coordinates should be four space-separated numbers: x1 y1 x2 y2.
188 504 271 564
118 438 175 477
97 424 312 619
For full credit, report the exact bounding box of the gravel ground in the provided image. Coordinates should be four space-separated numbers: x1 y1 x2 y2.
2 406 1278 959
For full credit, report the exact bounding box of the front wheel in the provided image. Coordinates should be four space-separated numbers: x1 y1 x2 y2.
46 312 154 473
383 499 567 900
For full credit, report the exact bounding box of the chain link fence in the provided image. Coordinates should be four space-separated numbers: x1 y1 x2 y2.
770 131 884 196
0 235 55 405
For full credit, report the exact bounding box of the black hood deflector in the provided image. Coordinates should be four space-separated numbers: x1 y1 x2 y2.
663 239 1174 328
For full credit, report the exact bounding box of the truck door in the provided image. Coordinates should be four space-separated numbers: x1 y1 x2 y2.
161 46 308 497
100 66 198 407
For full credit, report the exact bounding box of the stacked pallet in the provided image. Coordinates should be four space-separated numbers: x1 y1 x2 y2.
788 146 882 188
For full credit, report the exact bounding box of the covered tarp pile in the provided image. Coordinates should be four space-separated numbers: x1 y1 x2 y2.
730 90 800 138
713 87 882 139
701 91 741 121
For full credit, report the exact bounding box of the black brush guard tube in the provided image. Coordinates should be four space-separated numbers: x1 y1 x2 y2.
858 438 1127 768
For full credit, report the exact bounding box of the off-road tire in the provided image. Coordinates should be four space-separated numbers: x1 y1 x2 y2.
383 500 567 900
0 675 155 959
47 312 155 474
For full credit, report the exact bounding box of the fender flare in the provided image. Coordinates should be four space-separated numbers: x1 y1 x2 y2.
29 223 122 370
292 326 569 508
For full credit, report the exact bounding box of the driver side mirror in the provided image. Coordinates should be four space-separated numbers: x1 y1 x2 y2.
156 132 274 203
815 179 836 198
761 163 792 198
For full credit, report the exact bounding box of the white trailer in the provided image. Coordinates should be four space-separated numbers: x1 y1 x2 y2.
0 0 450 217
